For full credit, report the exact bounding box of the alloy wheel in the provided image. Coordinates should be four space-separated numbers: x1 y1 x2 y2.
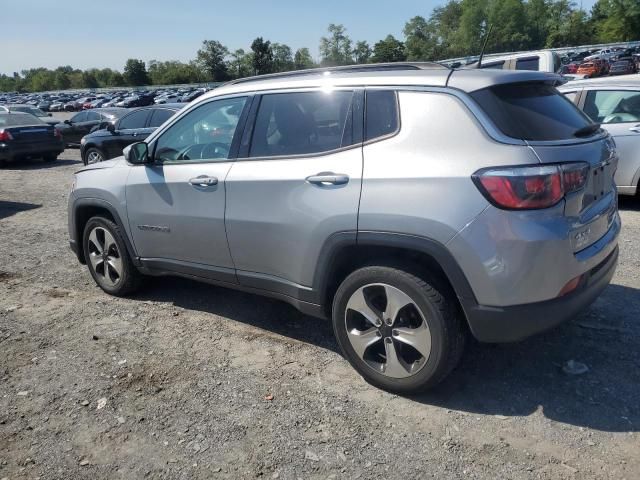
87 227 123 287
86 150 103 164
344 283 431 379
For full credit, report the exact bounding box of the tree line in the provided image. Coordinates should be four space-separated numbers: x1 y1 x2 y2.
2 0 638 93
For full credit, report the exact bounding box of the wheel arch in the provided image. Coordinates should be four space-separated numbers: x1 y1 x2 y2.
314 231 478 322
72 198 139 266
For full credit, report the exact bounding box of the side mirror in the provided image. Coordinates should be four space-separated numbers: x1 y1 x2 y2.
48 113 52 117
107 123 116 133
124 142 150 165
64 119 72 125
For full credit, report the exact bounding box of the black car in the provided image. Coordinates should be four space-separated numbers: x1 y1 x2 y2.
56 108 127 147
119 94 155 108
0 112 64 166
80 104 184 164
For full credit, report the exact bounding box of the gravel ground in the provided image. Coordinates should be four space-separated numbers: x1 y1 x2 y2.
0 148 639 480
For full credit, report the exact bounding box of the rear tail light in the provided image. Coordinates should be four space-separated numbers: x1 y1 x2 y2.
558 274 583 297
0 129 13 141
472 162 589 210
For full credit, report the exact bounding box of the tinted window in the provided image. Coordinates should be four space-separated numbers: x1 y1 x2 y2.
154 96 246 164
119 109 149 130
365 90 398 141
471 83 591 141
149 108 177 128
86 111 101 121
516 57 540 71
249 90 354 157
71 112 87 123
583 90 640 124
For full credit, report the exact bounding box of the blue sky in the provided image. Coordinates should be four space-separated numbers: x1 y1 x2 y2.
4 0 597 75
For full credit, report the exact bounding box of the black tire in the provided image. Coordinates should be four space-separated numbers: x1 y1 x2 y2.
83 147 105 166
82 216 142 296
332 265 465 394
43 154 58 163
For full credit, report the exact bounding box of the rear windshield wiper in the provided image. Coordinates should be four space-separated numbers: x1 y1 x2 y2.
574 123 601 138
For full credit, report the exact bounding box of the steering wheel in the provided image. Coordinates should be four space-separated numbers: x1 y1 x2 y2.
603 113 640 123
177 142 230 160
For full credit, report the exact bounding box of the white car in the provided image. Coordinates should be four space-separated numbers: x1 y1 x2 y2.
560 76 640 195
585 49 616 62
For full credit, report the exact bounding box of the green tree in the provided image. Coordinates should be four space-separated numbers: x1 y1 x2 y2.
293 48 315 69
319 24 353 66
353 41 372 63
123 59 150 86
486 0 530 52
229 49 253 78
272 43 294 72
196 40 230 81
371 35 406 62
593 0 640 42
251 37 274 75
404 16 436 61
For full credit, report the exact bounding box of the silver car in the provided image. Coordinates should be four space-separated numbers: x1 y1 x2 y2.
68 64 620 393
560 76 640 195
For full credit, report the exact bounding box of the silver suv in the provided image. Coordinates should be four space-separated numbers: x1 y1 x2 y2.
68 64 620 393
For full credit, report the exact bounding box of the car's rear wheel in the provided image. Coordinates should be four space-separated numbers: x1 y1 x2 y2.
84 147 105 165
83 216 142 296
332 266 465 394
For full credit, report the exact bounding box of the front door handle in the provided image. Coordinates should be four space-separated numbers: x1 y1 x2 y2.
189 175 218 187
629 124 640 133
306 173 350 186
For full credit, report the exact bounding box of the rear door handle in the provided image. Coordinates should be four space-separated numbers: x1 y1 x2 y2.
629 124 640 133
305 173 349 186
189 175 218 187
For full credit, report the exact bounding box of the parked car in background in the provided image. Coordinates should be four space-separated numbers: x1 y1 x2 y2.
0 104 58 126
56 108 127 146
561 77 640 195
577 62 602 78
68 65 620 393
585 48 616 62
0 112 64 166
471 49 562 73
80 104 185 164
609 59 637 76
560 63 579 74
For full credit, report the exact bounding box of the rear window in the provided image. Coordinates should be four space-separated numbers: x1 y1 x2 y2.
0 113 45 127
515 56 539 71
471 82 591 141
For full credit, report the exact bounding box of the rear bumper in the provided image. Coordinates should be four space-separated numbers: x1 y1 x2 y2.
0 141 64 161
466 246 618 342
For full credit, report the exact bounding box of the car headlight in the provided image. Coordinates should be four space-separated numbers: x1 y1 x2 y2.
80 137 86 145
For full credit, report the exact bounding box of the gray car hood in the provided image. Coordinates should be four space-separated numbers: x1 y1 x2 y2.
75 156 126 173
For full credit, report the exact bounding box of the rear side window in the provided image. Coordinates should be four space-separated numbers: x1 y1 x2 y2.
471 83 591 141
119 109 149 130
149 108 177 127
515 56 540 71
249 90 354 158
583 90 640 124
365 90 398 141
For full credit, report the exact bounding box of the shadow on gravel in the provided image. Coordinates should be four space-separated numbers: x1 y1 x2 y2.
133 276 339 353
416 283 640 433
0 200 41 220
618 196 640 211
3 158 80 170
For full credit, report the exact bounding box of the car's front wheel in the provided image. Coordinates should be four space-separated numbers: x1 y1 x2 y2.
84 147 105 165
332 266 465 394
83 216 142 296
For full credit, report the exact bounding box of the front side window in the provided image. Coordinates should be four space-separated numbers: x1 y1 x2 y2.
71 112 87 123
154 96 246 163
86 111 101 122
119 109 149 130
249 90 354 158
583 90 640 124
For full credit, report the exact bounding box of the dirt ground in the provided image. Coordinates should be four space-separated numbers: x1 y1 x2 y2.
0 148 639 480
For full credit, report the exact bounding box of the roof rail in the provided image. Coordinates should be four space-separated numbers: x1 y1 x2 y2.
227 62 449 86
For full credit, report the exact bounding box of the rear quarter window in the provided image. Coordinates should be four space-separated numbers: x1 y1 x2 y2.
471 82 591 141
